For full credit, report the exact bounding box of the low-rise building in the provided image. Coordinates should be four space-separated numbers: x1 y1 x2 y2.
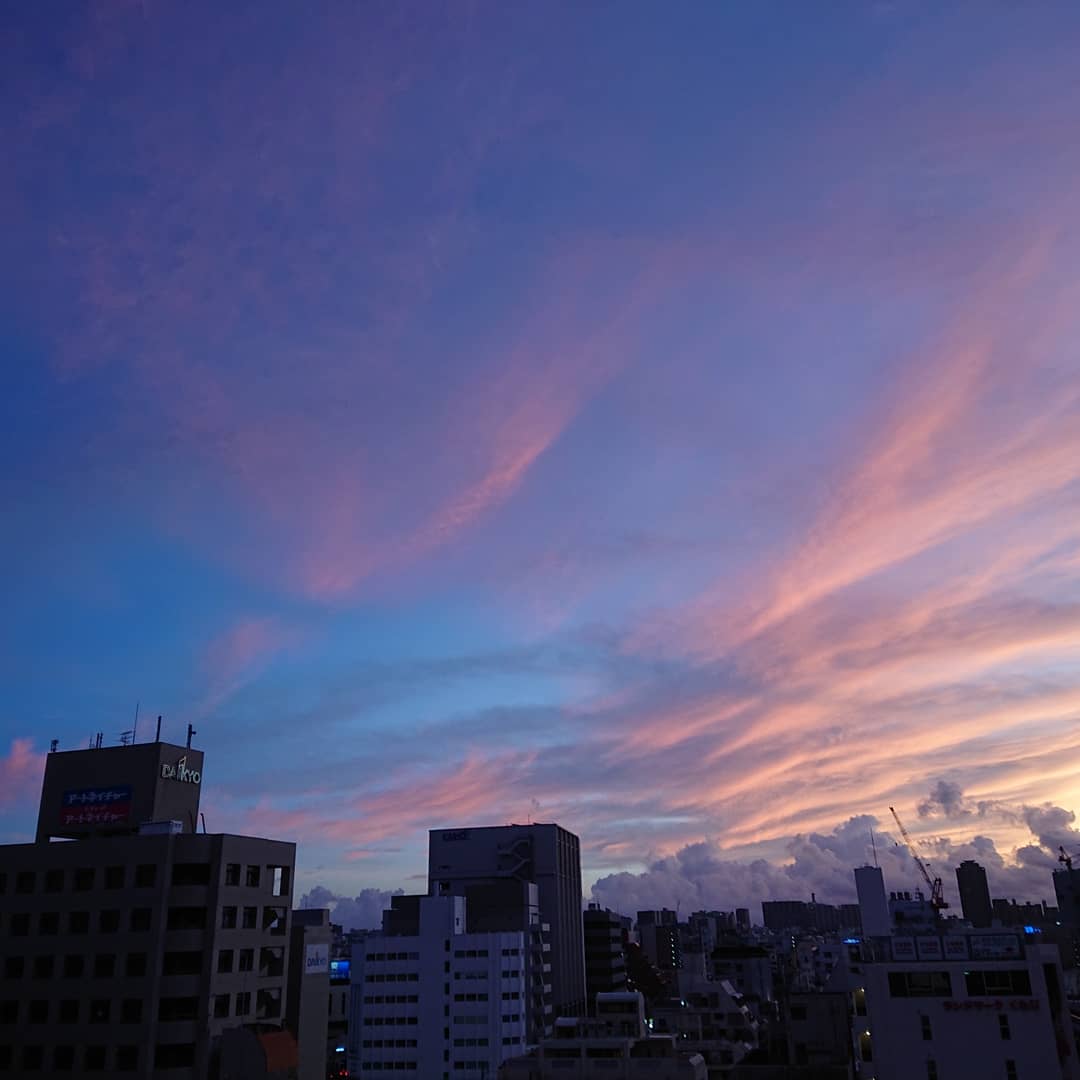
499 992 707 1080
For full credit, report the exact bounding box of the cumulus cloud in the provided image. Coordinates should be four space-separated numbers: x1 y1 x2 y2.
590 797 1071 918
298 885 404 931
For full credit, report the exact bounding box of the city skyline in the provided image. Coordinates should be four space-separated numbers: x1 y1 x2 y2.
5 3 1080 911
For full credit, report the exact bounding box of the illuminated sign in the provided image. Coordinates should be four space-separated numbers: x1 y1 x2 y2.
161 756 201 785
330 959 351 981
61 786 132 826
305 944 329 975
969 934 1020 960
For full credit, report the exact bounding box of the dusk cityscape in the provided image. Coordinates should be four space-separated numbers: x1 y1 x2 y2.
4 3 1080 1078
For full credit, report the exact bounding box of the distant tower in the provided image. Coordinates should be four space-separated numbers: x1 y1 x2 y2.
955 860 993 928
854 865 891 936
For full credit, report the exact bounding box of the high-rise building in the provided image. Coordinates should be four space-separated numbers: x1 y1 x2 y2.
637 909 682 972
583 905 627 1009
955 860 993 928
0 739 301 1078
429 824 586 1017
855 865 891 936
348 893 548 1079
1053 865 1080 927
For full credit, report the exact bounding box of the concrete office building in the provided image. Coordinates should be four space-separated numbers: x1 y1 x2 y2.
956 860 993 928
837 931 1079 1080
583 905 628 1009
499 992 707 1080
0 739 308 1079
429 823 586 1017
348 893 549 1079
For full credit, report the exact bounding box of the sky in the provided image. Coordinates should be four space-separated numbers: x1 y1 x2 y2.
5 1 1080 927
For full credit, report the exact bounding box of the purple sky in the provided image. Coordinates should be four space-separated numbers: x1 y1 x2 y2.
5 2 1080 921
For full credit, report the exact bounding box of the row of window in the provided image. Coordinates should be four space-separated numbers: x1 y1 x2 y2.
0 865 156 895
3 908 150 936
0 996 190 1025
888 969 1034 999
364 1017 419 1026
362 995 419 1005
358 1063 416 1071
0 1044 142 1072
212 988 281 1019
365 951 419 961
361 1039 419 1048
5 952 151 980
0 863 289 897
365 973 420 983
452 993 487 1002
452 949 488 959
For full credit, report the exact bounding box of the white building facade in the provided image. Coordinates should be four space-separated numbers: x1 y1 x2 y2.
837 931 1079 1080
348 895 546 1079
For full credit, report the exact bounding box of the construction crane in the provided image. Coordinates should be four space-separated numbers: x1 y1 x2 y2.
1059 846 1076 871
889 806 948 912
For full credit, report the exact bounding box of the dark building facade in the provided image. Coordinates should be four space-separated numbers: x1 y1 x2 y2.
0 740 300 1079
583 904 628 1010
955 860 993 927
428 823 586 1017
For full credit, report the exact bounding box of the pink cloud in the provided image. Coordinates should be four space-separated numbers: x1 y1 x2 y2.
0 738 45 808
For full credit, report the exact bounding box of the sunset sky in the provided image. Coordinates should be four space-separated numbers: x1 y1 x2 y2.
4 2 1080 923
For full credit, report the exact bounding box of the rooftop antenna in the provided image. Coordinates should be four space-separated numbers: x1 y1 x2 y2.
119 730 133 746
871 827 879 867
200 812 207 834
186 723 196 749
49 739 59 753
155 715 162 742
132 700 140 744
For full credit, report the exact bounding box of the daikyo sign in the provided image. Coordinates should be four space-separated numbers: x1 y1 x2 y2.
161 755 201 785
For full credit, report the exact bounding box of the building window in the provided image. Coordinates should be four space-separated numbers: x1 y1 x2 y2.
154 1044 196 1069
166 906 207 931
53 1045 75 1071
62 955 84 979
28 1000 48 1024
1006 1060 1018 1080
920 1015 932 1041
256 987 282 1020
887 971 952 997
242 906 258 929
89 1000 110 1024
84 1045 106 1071
38 912 59 935
125 953 147 977
44 869 63 893
259 946 285 977
121 999 143 1024
59 1000 78 1024
21 1045 44 1070
264 906 287 934
33 956 54 979
235 991 251 1016
69 911 90 934
115 1046 138 1072
225 863 241 886
926 1061 938 1080
246 865 261 888
238 948 254 972
222 906 238 929
73 867 95 891
130 908 152 932
15 871 34 894
0 1001 16 1024
93 954 115 978
99 909 121 933
965 970 1032 996
158 997 199 1022
172 862 211 887
135 864 157 888
9 913 30 936
104 866 125 889
270 865 290 896
3 957 23 980
218 950 234 973
213 994 230 1019
1000 1014 1011 1040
